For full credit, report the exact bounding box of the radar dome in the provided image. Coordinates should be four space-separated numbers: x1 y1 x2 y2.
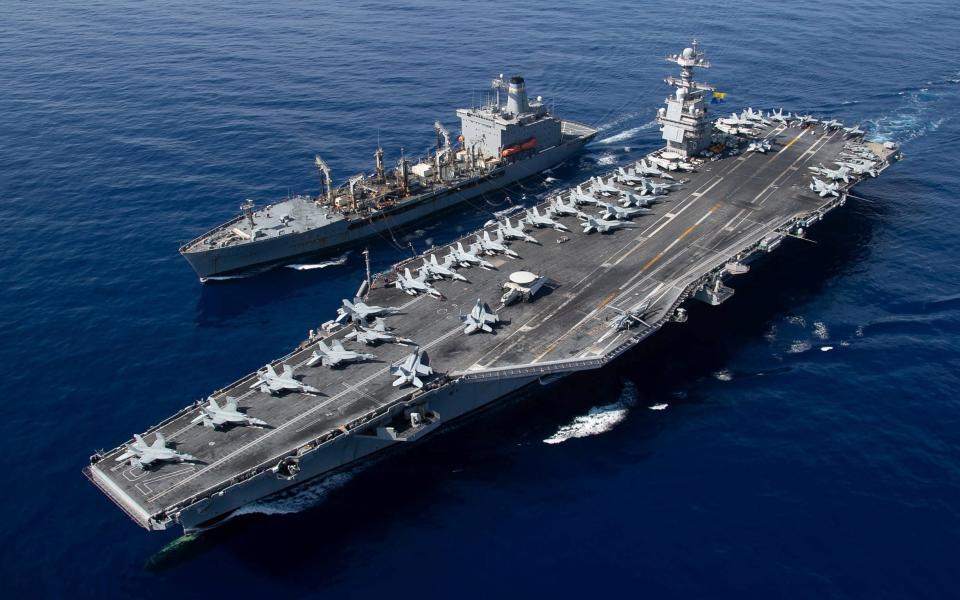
681 47 695 59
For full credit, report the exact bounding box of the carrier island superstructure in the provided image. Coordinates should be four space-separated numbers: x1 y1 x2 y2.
179 76 597 280
87 42 900 533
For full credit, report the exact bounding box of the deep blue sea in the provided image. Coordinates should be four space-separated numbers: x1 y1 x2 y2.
2 1 959 598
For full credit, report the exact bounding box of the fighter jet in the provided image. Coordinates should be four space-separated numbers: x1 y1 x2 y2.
581 216 631 234
746 139 773 153
639 178 678 196
843 124 865 136
447 241 495 269
809 163 852 183
460 299 500 334
192 396 267 429
251 363 320 396
719 111 756 128
768 108 792 124
571 185 601 206
548 196 587 218
338 298 399 324
497 217 539 244
524 206 570 231
619 192 660 208
743 107 770 125
616 167 644 185
475 230 520 258
821 118 843 131
115 433 197 469
391 349 433 389
809 177 841 198
344 318 414 346
420 253 468 282
590 176 621 196
634 159 675 180
394 267 443 298
795 114 820 127
599 202 650 221
306 339 376 368
648 156 681 172
837 160 878 178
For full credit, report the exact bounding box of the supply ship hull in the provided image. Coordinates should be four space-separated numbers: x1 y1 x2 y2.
180 128 594 280
87 121 898 532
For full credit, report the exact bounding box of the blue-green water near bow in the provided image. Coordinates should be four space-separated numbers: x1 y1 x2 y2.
1 1 959 597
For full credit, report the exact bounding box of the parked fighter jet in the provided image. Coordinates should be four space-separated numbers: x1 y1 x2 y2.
391 349 433 389
746 139 773 153
843 124 865 136
548 196 586 218
719 111 756 128
599 202 650 221
524 207 570 231
395 267 443 298
837 160 878 178
794 114 820 127
581 216 631 234
634 159 675 179
192 396 267 429
475 230 520 258
821 118 843 130
421 254 468 282
497 217 539 244
639 178 678 196
571 185 600 206
810 163 852 183
344 318 414 346
768 108 792 124
446 241 494 269
115 433 197 469
460 299 500 334
619 192 660 208
339 298 398 324
743 107 770 125
590 176 621 196
616 167 644 185
306 339 376 368
251 364 320 396
809 177 841 198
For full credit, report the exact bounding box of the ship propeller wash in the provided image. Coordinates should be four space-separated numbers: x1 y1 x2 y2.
179 76 597 280
87 41 900 533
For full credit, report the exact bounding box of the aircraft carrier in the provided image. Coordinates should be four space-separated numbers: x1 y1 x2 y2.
179 75 597 280
86 42 900 533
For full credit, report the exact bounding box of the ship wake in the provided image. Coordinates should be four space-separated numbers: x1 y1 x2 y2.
543 381 637 444
233 471 354 517
285 251 351 271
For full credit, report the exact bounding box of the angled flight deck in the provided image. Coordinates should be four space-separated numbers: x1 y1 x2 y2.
86 42 900 533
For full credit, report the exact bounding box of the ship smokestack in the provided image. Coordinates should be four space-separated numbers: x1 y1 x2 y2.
506 76 529 116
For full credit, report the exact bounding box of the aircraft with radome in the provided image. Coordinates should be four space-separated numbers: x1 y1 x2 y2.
192 397 267 429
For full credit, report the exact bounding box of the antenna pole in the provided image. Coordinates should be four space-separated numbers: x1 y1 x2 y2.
363 248 371 298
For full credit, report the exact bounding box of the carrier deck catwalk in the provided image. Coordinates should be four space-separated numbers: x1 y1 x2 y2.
86 43 900 533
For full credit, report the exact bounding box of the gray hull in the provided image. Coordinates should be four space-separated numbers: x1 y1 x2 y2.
176 373 540 532
182 139 589 279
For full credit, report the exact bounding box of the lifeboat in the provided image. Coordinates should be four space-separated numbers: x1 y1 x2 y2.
501 137 537 158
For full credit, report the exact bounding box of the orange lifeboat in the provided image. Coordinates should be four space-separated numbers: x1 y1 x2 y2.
501 137 537 158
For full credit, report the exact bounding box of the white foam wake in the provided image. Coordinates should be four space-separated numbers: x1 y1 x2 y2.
543 381 637 444
233 471 353 517
598 120 657 144
286 252 350 271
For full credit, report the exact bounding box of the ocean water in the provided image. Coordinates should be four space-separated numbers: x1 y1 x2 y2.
1 1 959 597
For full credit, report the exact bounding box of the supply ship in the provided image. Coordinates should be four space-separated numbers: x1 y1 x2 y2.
87 42 900 533
179 75 598 280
